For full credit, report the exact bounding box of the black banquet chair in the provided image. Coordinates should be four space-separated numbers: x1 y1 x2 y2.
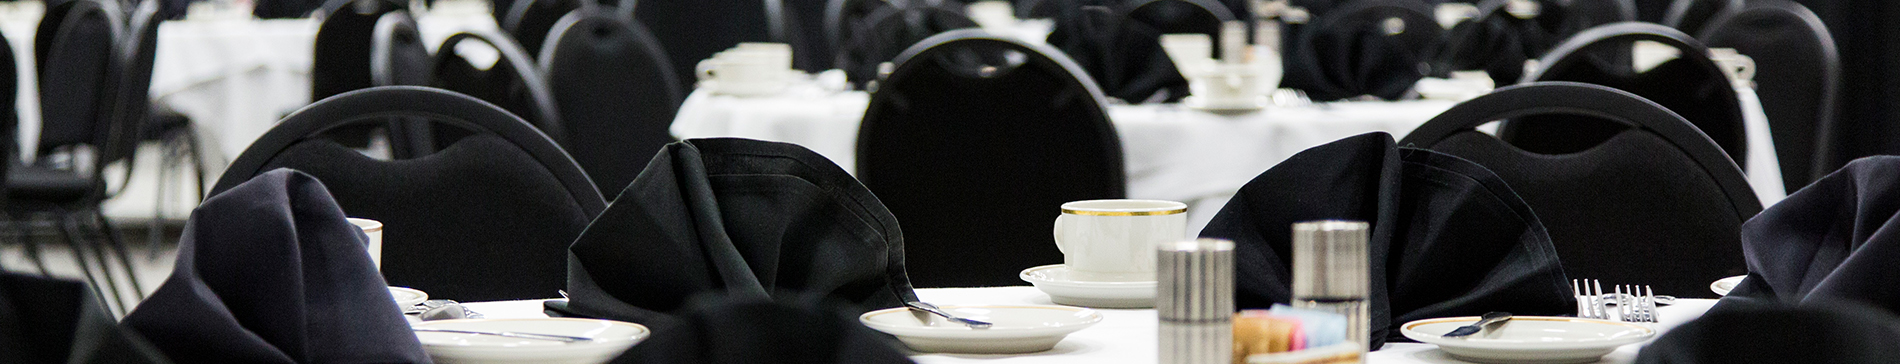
857 29 1125 287
539 9 681 197
209 86 607 302
1509 22 1748 168
1698 0 1838 195
501 0 589 60
20 0 146 316
1661 0 1742 37
1399 82 1760 298
431 32 563 141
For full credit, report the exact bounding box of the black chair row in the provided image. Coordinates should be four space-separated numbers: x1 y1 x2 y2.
315 0 680 198
5 0 166 316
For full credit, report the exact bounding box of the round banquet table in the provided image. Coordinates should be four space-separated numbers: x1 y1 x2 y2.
459 286 1719 364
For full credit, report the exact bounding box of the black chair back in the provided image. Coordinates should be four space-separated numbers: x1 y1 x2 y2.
1662 0 1742 36
1699 0 1837 194
540 9 681 196
35 0 123 162
858 30 1125 287
432 32 563 141
502 0 589 59
634 0 792 91
312 0 407 101
210 86 607 301
1512 22 1746 165
0 29 13 178
1399 82 1760 297
837 4 977 87
784 0 830 72
1284 0 1441 101
100 0 160 177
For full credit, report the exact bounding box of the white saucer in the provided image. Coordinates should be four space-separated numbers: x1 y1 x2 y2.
390 286 428 309
860 304 1102 354
414 318 650 364
1710 275 1746 296
1019 264 1156 308
1182 95 1268 115
1401 316 1656 364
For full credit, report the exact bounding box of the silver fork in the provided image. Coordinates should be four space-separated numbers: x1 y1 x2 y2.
1572 279 1608 319
1639 285 1660 323
1612 285 1660 323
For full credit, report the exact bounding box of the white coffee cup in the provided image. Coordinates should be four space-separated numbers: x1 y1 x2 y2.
733 42 794 70
347 217 384 270
1053 199 1188 281
698 44 794 96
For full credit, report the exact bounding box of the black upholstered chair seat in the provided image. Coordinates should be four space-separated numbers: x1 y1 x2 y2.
5 165 96 203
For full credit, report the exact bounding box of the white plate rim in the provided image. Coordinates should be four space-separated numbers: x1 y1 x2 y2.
412 317 652 347
858 304 1103 337
389 286 428 307
1710 275 1746 296
1400 316 1655 351
1019 264 1157 287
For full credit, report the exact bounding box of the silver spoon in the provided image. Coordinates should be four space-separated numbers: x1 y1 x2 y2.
1443 312 1512 338
906 301 992 329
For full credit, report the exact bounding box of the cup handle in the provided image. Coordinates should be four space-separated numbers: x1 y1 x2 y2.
695 59 717 82
1052 214 1069 254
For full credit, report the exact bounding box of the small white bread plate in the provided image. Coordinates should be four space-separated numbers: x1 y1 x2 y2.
1710 275 1746 296
413 318 650 364
860 304 1103 354
1019 264 1156 308
390 287 428 309
1400 316 1655 364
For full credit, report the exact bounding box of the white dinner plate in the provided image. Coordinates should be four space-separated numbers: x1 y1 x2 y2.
413 318 650 364
1019 264 1156 308
390 286 428 310
1400 316 1656 364
1710 275 1746 296
860 304 1102 354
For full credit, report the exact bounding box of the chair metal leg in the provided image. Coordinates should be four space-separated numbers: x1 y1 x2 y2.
95 211 145 302
8 217 50 275
59 214 122 316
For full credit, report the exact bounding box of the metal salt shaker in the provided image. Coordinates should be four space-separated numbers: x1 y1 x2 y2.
1291 220 1371 350
1158 238 1236 364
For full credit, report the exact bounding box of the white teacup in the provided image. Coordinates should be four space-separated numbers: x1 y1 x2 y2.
697 50 790 96
1053 200 1188 281
732 42 794 70
348 217 384 270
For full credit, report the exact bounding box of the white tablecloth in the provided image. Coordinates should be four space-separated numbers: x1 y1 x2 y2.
672 84 1787 236
672 90 1461 236
460 286 1719 364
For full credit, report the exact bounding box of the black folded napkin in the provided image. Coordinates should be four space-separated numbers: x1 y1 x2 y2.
1635 300 1900 364
0 271 167 363
1718 156 1900 313
1199 132 1573 349
121 169 428 363
553 138 917 331
609 292 913 364
1045 5 1187 104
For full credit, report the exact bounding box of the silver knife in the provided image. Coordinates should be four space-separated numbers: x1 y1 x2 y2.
1443 312 1512 338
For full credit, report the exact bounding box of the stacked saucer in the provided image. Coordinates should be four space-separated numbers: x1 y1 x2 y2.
1020 264 1157 308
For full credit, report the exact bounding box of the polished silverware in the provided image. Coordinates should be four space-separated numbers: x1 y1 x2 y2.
907 301 992 329
1573 279 1608 320
411 328 595 342
1443 311 1512 338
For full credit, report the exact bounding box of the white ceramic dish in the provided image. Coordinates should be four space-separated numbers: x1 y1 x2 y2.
1400 316 1655 364
1019 264 1156 308
860 304 1102 354
1710 275 1745 296
1182 95 1268 115
390 287 428 310
413 318 650 364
